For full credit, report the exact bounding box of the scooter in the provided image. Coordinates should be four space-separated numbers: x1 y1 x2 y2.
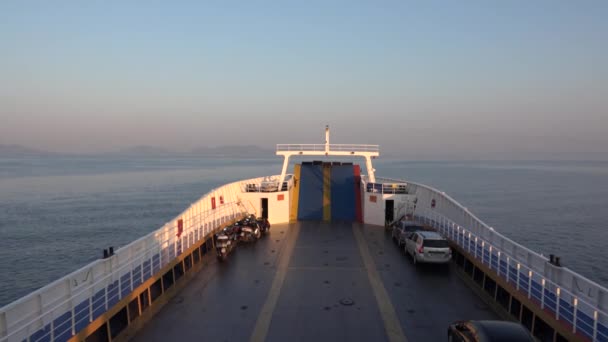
256 217 271 234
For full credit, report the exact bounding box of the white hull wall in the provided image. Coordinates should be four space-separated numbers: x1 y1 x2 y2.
362 193 417 226
238 191 290 224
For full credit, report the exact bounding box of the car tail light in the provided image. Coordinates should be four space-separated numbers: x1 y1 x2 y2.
418 245 424 254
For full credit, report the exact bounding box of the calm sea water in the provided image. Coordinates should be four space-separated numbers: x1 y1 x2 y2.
1 157 607 306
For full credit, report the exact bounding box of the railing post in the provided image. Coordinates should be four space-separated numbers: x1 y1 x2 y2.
497 252 501 276
50 310 55 342
506 257 510 283
104 283 109 310
474 237 478 259
118 272 122 300
593 310 598 342
130 261 134 298
488 245 491 270
89 292 93 323
527 271 532 299
516 263 521 290
572 297 578 333
541 279 545 309
150 250 154 277
174 236 177 261
71 297 76 335
556 287 561 320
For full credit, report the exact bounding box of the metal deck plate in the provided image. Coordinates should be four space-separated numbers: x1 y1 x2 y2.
133 222 497 342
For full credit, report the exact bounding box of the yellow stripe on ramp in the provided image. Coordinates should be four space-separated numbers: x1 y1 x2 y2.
323 164 331 222
353 224 408 342
290 164 301 222
249 223 300 342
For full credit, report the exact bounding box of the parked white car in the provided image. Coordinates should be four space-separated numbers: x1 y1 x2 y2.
405 231 452 265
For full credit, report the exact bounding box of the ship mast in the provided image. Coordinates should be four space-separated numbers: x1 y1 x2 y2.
276 126 379 188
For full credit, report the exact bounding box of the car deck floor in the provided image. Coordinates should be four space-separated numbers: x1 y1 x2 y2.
132 221 497 342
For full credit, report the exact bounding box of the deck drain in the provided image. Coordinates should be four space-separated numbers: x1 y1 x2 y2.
339 298 354 306
475 303 489 310
241 305 248 310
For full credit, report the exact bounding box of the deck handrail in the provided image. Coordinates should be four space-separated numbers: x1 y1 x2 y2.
0 176 269 342
0 202 241 342
364 175 608 340
276 144 379 152
417 211 607 341
364 176 608 340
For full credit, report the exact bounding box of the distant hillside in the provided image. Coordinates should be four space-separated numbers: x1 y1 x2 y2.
191 145 274 157
0 144 275 158
0 144 56 157
112 146 175 156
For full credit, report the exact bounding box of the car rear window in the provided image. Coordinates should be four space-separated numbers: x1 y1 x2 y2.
423 239 449 248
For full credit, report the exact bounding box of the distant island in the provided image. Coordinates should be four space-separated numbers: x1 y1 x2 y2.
0 144 58 157
112 145 274 157
0 144 274 158
190 145 274 157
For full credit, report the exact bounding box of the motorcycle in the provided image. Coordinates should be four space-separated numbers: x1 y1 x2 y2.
256 217 271 234
239 218 261 242
214 225 239 261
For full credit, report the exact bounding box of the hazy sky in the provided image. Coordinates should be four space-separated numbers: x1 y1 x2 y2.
1 1 607 159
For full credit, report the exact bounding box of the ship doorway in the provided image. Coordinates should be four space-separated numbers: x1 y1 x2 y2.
261 198 269 219
385 199 394 225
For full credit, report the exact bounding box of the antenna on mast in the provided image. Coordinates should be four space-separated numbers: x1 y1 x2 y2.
275 125 379 185
325 125 330 154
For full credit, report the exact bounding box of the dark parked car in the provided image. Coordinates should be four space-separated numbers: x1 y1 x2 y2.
391 220 425 247
447 320 535 342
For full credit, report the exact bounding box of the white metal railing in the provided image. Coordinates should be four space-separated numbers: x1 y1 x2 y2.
0 176 269 342
365 181 408 195
401 179 608 341
276 144 379 152
240 174 293 193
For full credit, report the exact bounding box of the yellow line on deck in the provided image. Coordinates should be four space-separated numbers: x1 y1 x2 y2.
249 223 300 342
289 164 301 222
323 164 331 222
352 224 408 342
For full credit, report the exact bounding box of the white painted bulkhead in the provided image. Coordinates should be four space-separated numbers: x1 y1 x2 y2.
362 193 417 226
238 191 290 224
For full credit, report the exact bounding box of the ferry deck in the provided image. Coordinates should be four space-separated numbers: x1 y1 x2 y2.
133 221 497 342
2 128 606 342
